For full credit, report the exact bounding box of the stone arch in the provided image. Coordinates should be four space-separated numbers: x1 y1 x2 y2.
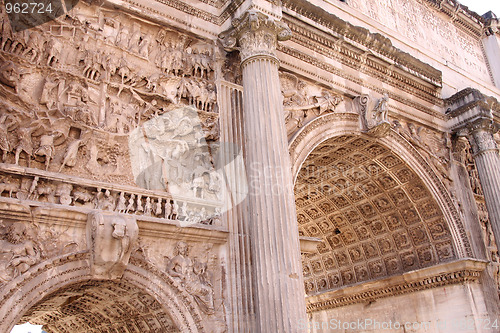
289 113 473 295
0 251 204 333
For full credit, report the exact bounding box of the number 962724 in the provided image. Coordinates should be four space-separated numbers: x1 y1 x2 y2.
5 2 53 14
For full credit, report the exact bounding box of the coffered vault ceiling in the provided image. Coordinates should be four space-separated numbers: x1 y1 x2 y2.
20 280 181 333
294 135 457 295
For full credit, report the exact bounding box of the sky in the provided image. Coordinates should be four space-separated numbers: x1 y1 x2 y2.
10 323 43 333
457 0 500 16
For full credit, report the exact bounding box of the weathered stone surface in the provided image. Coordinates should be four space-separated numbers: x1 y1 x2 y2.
0 0 499 332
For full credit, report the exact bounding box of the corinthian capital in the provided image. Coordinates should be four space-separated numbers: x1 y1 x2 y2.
447 88 500 155
457 118 500 155
218 10 292 63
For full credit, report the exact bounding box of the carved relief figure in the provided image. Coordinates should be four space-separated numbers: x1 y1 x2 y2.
154 197 162 216
171 200 179 220
393 120 452 186
144 197 152 216
0 222 40 282
0 175 18 197
280 73 342 136
39 76 60 110
0 114 15 161
166 241 215 314
46 39 63 67
34 134 56 170
0 60 20 93
86 211 138 279
372 93 389 124
164 200 172 219
116 192 127 213
56 183 73 205
22 30 44 63
126 194 135 213
14 123 42 167
59 137 85 172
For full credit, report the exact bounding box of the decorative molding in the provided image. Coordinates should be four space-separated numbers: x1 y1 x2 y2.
282 0 442 84
219 10 291 63
0 164 223 227
305 259 488 313
424 0 484 36
447 88 500 139
112 0 246 28
0 199 228 245
284 15 442 89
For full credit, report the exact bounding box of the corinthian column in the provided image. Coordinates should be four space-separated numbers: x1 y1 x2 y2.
458 118 500 253
220 11 307 332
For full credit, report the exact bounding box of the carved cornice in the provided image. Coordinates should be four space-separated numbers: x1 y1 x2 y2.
196 0 230 9
306 259 487 313
425 0 484 37
484 13 500 37
107 0 246 35
447 88 500 135
107 0 488 38
282 0 442 84
219 10 291 63
0 199 229 243
282 17 442 105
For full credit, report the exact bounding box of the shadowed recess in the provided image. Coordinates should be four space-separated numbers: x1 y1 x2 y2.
18 280 181 333
294 135 457 295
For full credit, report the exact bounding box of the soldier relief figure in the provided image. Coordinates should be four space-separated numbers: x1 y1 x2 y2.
166 241 215 314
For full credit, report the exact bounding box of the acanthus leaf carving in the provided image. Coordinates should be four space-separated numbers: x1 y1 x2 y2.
456 118 500 155
218 10 291 62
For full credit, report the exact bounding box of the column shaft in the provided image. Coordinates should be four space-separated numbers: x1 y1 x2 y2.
219 10 307 331
466 121 500 258
241 55 306 332
473 149 500 255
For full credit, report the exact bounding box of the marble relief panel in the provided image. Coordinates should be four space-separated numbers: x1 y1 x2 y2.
0 1 224 226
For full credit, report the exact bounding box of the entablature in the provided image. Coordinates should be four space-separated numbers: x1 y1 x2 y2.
306 258 488 313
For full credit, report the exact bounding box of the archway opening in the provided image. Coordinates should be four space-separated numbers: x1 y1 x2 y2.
294 135 457 295
16 280 181 333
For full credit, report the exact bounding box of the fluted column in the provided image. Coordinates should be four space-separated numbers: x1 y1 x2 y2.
220 11 307 332
459 118 500 255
